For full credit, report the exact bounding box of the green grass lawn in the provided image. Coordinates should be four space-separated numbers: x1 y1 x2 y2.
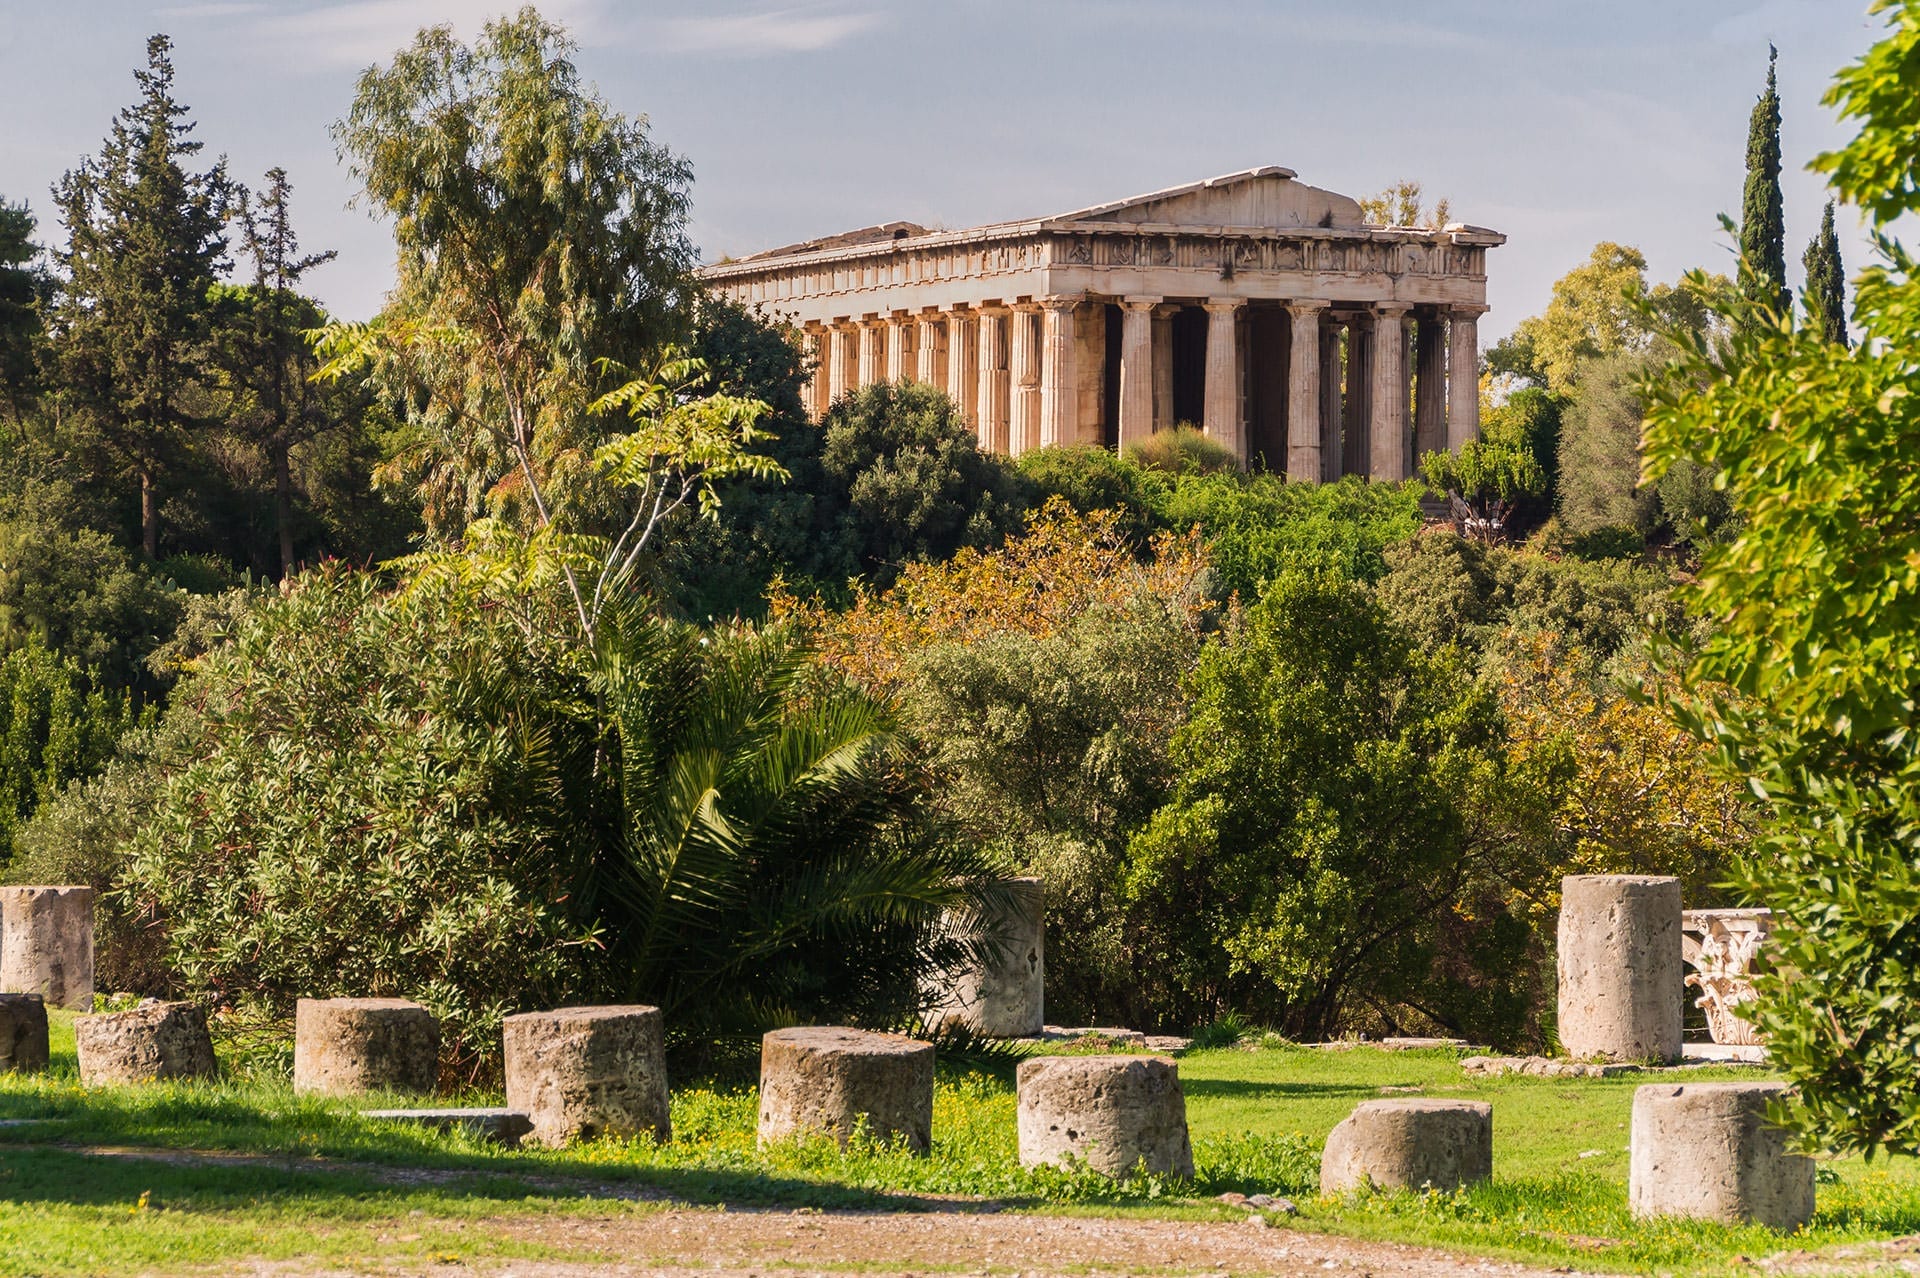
5 1012 1920 1276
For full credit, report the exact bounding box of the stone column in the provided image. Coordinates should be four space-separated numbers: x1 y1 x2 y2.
886 313 911 383
947 310 978 426
1118 298 1156 451
1414 311 1448 461
976 307 1012 454
1039 297 1077 449
1319 314 1344 481
1449 304 1487 450
916 314 942 388
1152 309 1175 432
809 326 832 422
1202 298 1243 461
829 323 856 409
1342 313 1373 477
1010 303 1041 456
857 319 885 388
1558 875 1684 1063
0 886 93 1011
1368 303 1411 481
1285 300 1328 482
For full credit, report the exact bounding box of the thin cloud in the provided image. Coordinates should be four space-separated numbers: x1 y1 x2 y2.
250 0 606 70
154 2 268 17
657 7 886 56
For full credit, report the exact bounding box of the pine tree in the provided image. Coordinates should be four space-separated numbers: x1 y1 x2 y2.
1740 45 1789 317
49 34 230 558
1802 200 1850 347
0 199 45 421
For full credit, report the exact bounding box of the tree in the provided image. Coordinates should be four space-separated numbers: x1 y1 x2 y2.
1640 0 1920 1158
1419 440 1546 543
1556 349 1664 537
1740 46 1790 317
216 169 338 577
1802 200 1850 346
330 7 697 543
1358 180 1452 229
0 199 45 421
48 35 230 558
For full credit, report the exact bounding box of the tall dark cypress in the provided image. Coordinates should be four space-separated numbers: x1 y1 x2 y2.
49 34 229 558
1740 45 1789 317
1802 200 1850 347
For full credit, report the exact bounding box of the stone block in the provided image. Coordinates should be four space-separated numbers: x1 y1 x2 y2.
0 885 94 1011
1319 1099 1493 1194
293 998 440 1097
758 1027 934 1154
75 1000 216 1085
1016 1054 1194 1177
1558 874 1683 1063
502 1005 670 1147
0 993 49 1074
1629 1081 1814 1229
928 878 1045 1038
362 1107 533 1147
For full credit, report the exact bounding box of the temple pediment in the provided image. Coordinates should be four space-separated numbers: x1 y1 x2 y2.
1050 166 1367 232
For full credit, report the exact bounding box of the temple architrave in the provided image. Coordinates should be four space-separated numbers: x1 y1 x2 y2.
699 166 1504 480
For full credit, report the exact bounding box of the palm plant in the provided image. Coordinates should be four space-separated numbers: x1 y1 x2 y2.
578 608 1008 1052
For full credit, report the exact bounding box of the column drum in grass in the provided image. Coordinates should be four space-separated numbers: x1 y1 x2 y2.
0 993 49 1074
293 998 439 1096
927 877 1045 1038
1557 874 1684 1063
502 1005 670 1147
75 1000 216 1084
1016 1054 1194 1177
0 885 94 1011
1320 1099 1493 1193
758 1027 935 1154
1630 1082 1814 1230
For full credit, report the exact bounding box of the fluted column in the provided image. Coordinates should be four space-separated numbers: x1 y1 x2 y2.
1010 303 1041 456
1319 314 1344 481
1449 304 1487 450
1343 312 1373 477
1369 303 1411 481
1039 298 1077 449
1414 311 1448 462
805 325 831 421
1118 297 1156 451
976 307 1011 454
857 319 884 388
1202 298 1244 462
1152 308 1174 432
1284 301 1328 482
886 313 911 383
830 322 857 409
916 314 942 388
947 310 978 426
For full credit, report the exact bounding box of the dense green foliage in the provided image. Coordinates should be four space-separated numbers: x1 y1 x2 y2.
1156 473 1423 597
1642 0 1920 1158
0 640 143 857
0 199 43 419
1802 200 1851 346
1739 46 1789 315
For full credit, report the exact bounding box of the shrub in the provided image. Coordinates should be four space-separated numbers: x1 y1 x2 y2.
1124 424 1238 475
1016 445 1167 547
0 639 144 856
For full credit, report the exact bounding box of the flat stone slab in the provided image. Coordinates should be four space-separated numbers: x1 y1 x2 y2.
362 1107 533 1147
1306 1038 1487 1053
1684 1041 1769 1064
1040 1025 1147 1047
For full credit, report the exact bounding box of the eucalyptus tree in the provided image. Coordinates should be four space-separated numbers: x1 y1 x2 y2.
49 34 230 559
329 7 700 544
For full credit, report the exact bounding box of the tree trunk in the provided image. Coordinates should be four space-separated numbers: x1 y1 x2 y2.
274 441 295 578
141 469 159 560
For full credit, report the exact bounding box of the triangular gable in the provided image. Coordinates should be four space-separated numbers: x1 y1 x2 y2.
1052 166 1367 231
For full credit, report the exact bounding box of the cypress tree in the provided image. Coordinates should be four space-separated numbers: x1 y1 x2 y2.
1740 45 1789 316
1802 200 1850 347
49 34 230 558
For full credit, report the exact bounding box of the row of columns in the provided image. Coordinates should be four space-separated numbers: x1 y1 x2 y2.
805 298 1485 480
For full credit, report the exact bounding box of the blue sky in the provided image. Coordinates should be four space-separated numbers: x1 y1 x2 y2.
0 0 1878 340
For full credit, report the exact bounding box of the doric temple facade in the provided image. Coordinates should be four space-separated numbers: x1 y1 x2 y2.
699 167 1504 480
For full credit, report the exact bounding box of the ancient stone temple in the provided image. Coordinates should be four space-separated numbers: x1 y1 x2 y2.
699 166 1503 479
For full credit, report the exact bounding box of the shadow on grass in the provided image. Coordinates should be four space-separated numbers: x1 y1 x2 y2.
1180 1077 1396 1102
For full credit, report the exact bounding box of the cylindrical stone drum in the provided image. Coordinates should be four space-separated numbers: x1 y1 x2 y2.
0 993 49 1074
1320 1099 1493 1193
1016 1054 1194 1177
1558 874 1683 1062
0 885 95 1011
502 1005 670 1147
293 998 440 1096
758 1027 935 1154
1630 1081 1814 1229
928 878 1045 1038
75 1000 217 1085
